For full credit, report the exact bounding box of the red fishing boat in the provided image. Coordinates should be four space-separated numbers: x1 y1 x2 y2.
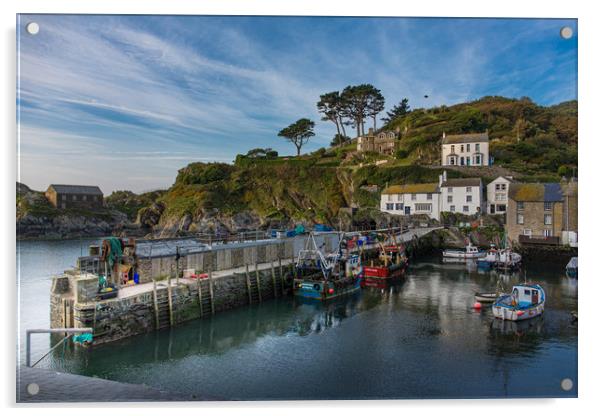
361 244 408 289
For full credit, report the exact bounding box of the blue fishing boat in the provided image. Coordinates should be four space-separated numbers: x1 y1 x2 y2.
492 283 545 321
292 233 362 301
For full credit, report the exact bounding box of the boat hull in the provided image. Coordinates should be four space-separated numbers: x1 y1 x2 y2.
361 262 407 288
492 301 545 321
294 278 361 301
443 251 485 259
474 292 499 303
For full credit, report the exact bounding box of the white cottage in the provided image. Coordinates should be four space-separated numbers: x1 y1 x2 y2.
441 132 490 166
380 183 441 221
439 171 484 215
486 176 514 214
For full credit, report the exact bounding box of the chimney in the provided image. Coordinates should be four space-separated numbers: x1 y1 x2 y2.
442 131 446 139
368 127 374 136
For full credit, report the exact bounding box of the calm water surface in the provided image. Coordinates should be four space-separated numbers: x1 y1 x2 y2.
17 240 578 399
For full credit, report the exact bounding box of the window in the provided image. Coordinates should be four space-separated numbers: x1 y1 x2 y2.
451 145 455 153
466 187 472 193
517 202 524 211
82 195 87 201
517 213 524 225
61 194 66 200
411 194 417 201
500 184 506 191
495 184 501 191
467 144 471 152
447 187 453 193
387 194 392 201
72 195 77 201
466 195 472 202
397 194 402 201
523 229 532 236
495 193 505 201
415 203 432 212
450 157 455 165
467 158 471 166
450 205 455 212
476 143 480 152
475 155 480 165
544 202 552 211
386 203 394 210
544 229 552 237
463 206 469 212
427 193 432 200
61 203 66 209
544 214 552 225
447 195 453 203
461 145 464 152
395 203 403 211
497 205 506 212
524 289 531 296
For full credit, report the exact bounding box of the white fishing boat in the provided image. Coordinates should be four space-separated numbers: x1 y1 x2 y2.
492 283 545 321
566 257 578 278
477 248 522 270
442 243 485 260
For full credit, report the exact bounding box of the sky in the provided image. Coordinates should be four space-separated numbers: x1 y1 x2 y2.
17 15 577 193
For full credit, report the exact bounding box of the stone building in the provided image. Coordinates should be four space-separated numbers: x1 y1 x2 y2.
441 132 490 166
439 171 484 215
486 176 514 214
357 128 398 155
506 183 566 245
45 184 104 210
380 183 441 220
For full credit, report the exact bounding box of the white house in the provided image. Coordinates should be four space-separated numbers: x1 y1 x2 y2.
380 183 441 221
439 171 484 215
486 176 514 214
441 132 490 166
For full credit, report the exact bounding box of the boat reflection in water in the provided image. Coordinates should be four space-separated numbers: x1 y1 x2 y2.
491 315 545 336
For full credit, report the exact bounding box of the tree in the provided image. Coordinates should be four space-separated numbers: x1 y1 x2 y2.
366 87 385 131
330 133 349 147
381 98 410 124
340 84 374 137
278 118 315 156
317 91 347 138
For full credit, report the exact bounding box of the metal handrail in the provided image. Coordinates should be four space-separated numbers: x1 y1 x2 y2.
25 328 93 367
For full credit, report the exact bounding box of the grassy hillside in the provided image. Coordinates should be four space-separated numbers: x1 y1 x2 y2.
384 96 577 175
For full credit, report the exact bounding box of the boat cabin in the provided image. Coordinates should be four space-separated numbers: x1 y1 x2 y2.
510 284 545 308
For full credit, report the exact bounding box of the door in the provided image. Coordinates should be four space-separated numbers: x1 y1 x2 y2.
404 206 411 215
490 204 495 214
531 290 539 304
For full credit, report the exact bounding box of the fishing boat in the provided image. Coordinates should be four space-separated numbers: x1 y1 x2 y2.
492 283 545 321
292 233 362 301
361 243 408 289
442 243 485 260
477 248 522 270
566 257 578 278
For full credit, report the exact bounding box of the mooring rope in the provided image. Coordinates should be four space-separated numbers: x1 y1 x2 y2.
30 334 73 368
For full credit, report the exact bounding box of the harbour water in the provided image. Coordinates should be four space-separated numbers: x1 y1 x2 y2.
17 239 578 400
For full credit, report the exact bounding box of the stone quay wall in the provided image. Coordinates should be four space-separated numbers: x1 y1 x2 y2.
55 260 293 345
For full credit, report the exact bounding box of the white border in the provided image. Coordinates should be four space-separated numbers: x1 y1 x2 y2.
2 0 601 415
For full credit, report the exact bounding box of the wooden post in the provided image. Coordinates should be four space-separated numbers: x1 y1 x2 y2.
245 264 252 304
197 277 203 318
209 268 215 315
271 260 277 298
255 262 262 303
152 279 159 329
92 302 97 332
279 257 284 294
167 277 174 327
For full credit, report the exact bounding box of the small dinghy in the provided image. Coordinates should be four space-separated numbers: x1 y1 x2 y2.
475 292 500 303
492 283 545 321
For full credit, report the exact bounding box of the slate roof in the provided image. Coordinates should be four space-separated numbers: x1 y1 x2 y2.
440 178 482 188
508 183 564 202
442 132 489 145
382 183 439 195
47 184 103 195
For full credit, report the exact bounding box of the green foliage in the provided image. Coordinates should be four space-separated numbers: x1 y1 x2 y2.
105 189 166 220
278 118 315 156
175 162 236 185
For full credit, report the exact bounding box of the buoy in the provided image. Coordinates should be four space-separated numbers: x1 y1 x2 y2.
517 310 524 316
473 302 482 309
328 288 334 294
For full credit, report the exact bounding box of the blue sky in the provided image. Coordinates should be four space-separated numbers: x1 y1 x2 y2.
17 15 577 193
